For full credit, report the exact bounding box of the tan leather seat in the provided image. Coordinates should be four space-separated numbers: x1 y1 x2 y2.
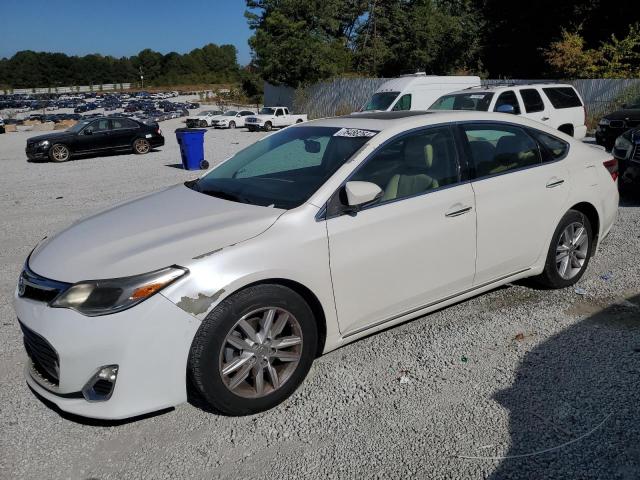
382 136 439 201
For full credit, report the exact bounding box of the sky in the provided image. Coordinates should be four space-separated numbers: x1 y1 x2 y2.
1 0 254 64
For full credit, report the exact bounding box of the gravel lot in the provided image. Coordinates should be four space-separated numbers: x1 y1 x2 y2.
0 120 639 480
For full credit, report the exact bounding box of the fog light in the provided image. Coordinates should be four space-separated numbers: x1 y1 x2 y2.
82 365 118 402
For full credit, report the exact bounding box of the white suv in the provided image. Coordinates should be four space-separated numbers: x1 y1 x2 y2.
430 83 587 139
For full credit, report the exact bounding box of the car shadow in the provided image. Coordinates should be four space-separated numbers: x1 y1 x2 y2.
27 149 162 163
481 294 640 479
27 385 174 426
165 163 185 169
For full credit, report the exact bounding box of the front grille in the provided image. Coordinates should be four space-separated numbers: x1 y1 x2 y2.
19 321 60 386
18 264 71 304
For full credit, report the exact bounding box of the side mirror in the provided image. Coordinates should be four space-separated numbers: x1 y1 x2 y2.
84 128 93 135
344 181 382 208
304 139 321 153
496 104 516 115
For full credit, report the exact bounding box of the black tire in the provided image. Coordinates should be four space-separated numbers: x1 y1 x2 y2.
229 121 236 129
200 160 209 169
264 121 273 132
48 143 71 162
199 120 208 128
188 284 318 415
296 119 303 124
535 210 594 288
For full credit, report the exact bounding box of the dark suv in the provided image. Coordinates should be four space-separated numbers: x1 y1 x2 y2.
596 102 640 150
26 116 164 162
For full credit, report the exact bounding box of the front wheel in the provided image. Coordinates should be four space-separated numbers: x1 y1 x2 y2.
264 121 272 132
199 120 208 128
188 284 317 415
228 121 236 129
535 210 593 288
49 143 70 162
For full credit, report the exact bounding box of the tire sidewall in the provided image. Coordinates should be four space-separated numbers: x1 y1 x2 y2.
189 284 317 415
543 210 594 288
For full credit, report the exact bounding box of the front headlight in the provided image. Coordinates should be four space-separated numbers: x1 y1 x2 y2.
599 118 611 126
38 140 50 147
51 266 187 316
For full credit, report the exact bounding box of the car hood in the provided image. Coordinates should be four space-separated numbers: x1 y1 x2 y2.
27 131 73 143
603 109 640 121
29 184 284 282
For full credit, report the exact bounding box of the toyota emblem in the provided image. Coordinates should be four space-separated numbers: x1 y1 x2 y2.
17 274 26 297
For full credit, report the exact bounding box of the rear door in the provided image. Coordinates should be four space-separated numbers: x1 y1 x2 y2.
518 88 550 124
109 118 140 148
461 123 570 284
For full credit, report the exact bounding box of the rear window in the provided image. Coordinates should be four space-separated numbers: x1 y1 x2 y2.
542 87 582 109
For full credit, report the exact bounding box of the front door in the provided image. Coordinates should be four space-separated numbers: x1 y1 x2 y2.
75 119 111 152
326 126 477 336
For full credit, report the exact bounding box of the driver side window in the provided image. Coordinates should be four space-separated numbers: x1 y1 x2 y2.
350 126 460 203
88 119 109 132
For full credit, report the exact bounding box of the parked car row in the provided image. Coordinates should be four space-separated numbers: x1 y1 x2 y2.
185 107 308 131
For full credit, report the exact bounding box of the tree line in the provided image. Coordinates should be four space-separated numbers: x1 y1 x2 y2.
247 0 640 87
0 44 240 89
1 0 638 90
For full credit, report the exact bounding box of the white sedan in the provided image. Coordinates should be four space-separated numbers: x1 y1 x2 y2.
211 110 256 129
14 111 618 419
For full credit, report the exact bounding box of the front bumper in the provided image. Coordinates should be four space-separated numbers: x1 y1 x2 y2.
15 289 200 420
25 143 51 160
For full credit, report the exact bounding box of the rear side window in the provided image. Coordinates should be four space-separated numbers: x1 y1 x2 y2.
542 87 583 109
520 89 545 113
463 124 541 177
494 91 521 114
533 131 569 161
111 118 138 129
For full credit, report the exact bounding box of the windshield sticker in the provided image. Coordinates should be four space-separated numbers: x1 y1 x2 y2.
334 128 378 138
469 94 486 99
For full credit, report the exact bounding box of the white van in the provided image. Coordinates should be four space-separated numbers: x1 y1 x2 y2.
360 74 481 112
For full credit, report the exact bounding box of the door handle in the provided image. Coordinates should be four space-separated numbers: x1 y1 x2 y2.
546 179 565 188
445 206 473 217
541 117 550 121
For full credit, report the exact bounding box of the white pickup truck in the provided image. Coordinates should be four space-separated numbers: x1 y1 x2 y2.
245 107 308 131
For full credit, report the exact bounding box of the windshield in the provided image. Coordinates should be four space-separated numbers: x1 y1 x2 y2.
223 111 238 116
201 110 221 116
188 126 377 209
259 107 276 115
67 120 91 133
429 92 495 111
362 92 400 111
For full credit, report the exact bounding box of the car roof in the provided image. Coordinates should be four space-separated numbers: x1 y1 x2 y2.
447 83 576 95
304 110 574 138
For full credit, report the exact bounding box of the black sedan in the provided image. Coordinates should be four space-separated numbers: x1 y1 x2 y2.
612 128 640 196
26 116 164 162
596 102 640 150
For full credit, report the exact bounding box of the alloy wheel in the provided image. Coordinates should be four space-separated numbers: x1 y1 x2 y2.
51 144 69 161
219 307 303 398
134 139 150 154
556 221 589 280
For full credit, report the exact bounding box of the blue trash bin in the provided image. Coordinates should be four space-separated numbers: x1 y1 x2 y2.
175 128 209 170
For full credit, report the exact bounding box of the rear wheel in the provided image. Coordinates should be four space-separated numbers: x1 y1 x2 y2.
188 284 317 415
535 210 593 288
133 138 150 154
296 119 303 124
49 143 70 162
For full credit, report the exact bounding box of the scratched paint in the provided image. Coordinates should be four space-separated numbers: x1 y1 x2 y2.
176 289 225 316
